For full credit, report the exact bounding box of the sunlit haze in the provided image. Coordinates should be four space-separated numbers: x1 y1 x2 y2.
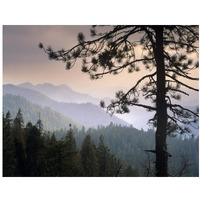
3 25 138 98
3 25 199 130
3 25 198 100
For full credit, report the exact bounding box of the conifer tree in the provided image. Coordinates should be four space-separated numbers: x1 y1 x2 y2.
13 108 26 147
36 113 43 132
3 112 17 176
46 133 58 176
65 124 77 152
97 135 110 176
64 125 81 176
80 134 98 176
50 132 57 144
13 109 26 176
26 125 45 176
40 25 199 176
14 108 24 129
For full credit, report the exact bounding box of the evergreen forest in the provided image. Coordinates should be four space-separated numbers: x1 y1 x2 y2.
3 109 198 177
3 110 136 177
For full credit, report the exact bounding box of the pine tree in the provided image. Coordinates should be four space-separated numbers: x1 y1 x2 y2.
65 125 77 152
14 108 24 129
46 133 58 176
64 125 82 176
3 112 17 176
40 25 199 176
36 113 43 132
56 140 69 176
26 125 45 176
80 134 98 176
13 109 26 176
13 108 26 147
97 135 110 176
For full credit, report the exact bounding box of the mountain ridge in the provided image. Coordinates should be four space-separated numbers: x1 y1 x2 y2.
17 82 107 105
3 94 82 131
3 84 129 128
4 82 198 131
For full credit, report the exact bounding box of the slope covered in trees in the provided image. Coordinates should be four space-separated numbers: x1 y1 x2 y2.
17 82 199 131
3 108 198 177
3 94 82 131
3 112 136 177
3 84 129 127
54 124 199 177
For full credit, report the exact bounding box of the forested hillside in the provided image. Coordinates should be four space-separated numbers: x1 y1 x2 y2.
3 107 198 177
55 124 199 177
3 94 82 131
3 84 129 127
3 86 199 177
3 111 137 177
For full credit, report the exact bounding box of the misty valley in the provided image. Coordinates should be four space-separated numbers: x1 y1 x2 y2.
3 83 199 177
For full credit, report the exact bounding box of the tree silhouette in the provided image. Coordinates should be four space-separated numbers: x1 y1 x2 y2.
39 25 199 176
36 112 43 132
80 134 98 176
3 112 17 176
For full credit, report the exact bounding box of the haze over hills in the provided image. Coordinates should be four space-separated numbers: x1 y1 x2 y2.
3 94 82 131
3 84 129 128
15 82 159 129
4 82 199 130
17 82 109 105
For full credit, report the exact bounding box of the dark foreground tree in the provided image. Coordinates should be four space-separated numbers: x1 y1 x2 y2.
13 109 26 176
3 112 17 176
40 25 199 176
80 134 98 176
64 125 82 176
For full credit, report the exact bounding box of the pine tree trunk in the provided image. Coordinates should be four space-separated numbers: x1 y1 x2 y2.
155 26 168 177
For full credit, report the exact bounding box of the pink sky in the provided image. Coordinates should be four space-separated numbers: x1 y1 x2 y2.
3 26 140 98
3 25 199 100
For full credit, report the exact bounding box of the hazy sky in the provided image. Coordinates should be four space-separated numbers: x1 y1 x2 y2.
3 25 139 98
3 25 199 100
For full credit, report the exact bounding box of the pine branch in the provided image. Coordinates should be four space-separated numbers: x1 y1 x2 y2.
163 40 198 49
166 88 189 96
128 102 156 111
168 104 199 118
123 71 157 98
166 74 199 92
93 58 155 78
166 69 199 81
145 150 156 154
164 52 196 75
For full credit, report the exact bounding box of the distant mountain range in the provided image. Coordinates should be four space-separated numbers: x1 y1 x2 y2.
14 82 156 130
3 82 198 131
17 82 110 105
3 83 129 129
